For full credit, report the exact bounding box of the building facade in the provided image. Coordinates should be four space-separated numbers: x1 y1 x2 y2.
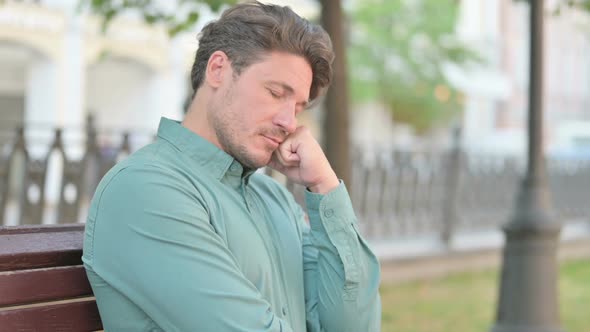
454 0 590 156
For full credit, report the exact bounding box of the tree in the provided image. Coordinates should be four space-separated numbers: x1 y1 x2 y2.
320 0 351 189
348 0 481 133
78 0 236 36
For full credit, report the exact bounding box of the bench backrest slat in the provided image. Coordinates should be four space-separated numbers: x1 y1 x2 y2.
0 224 103 330
0 300 103 332
0 265 93 307
0 224 85 272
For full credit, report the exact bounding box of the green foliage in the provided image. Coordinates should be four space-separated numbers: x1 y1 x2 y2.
513 0 590 15
553 0 590 14
78 0 236 36
348 0 481 133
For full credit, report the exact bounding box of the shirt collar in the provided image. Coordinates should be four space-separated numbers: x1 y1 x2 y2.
156 117 257 185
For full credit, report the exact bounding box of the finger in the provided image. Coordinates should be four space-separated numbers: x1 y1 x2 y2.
284 151 300 162
272 148 287 165
267 155 284 172
268 152 295 172
275 144 299 167
280 137 302 160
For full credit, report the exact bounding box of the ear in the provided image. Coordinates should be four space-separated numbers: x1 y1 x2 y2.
205 51 231 89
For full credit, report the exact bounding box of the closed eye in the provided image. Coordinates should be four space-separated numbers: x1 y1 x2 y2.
268 89 282 99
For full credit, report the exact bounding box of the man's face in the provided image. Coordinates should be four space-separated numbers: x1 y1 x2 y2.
208 51 312 169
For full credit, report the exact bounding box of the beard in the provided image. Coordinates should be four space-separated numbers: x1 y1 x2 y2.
218 124 270 170
208 85 275 170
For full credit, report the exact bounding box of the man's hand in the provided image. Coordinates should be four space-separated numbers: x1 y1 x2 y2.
268 126 339 194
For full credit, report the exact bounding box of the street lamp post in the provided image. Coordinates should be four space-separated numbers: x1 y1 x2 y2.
491 1 563 331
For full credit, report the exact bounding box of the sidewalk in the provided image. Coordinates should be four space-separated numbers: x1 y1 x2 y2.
375 220 590 284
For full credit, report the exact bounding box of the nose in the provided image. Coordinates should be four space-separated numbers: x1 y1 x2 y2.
272 104 297 135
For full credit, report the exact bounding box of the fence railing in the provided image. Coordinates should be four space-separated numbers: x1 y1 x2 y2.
0 116 153 226
350 143 590 243
2 122 589 244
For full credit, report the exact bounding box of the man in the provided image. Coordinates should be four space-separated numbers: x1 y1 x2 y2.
83 2 381 331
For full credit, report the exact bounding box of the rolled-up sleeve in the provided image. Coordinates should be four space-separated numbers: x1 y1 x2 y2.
302 181 382 332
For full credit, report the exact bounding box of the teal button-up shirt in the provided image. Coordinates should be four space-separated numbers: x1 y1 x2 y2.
82 118 381 331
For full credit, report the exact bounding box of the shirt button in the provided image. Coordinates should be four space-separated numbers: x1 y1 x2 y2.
282 306 287 316
230 164 239 172
324 209 334 218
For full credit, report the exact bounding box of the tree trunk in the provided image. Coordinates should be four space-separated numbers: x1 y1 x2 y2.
320 0 351 190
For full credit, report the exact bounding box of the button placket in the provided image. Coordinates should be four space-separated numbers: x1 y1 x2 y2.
246 190 294 320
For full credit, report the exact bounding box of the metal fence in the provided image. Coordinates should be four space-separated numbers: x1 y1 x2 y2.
351 144 590 242
0 116 154 226
2 121 589 243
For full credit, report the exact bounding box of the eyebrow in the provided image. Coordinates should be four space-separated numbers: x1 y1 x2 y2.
267 81 310 108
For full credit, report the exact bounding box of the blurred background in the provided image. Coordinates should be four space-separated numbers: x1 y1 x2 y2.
1 0 589 331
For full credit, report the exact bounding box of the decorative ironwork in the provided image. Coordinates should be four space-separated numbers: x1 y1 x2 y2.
1 120 589 243
0 115 147 226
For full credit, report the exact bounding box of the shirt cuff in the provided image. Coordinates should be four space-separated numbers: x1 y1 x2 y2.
304 180 356 233
304 180 361 297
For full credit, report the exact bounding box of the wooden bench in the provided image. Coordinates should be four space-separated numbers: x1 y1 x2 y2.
0 224 103 331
